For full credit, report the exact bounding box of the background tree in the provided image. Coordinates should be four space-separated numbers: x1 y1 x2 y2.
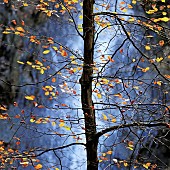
0 0 170 170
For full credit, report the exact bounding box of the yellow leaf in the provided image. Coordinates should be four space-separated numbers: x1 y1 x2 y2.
25 95 35 100
124 162 128 167
16 27 25 32
102 113 108 121
17 61 24 64
78 24 83 32
40 69 44 74
97 93 102 98
142 67 150 72
121 8 127 12
114 93 122 98
79 15 83 19
145 45 151 50
55 168 59 170
132 0 136 4
143 163 151 169
161 0 165 2
160 17 169 22
2 31 11 34
59 122 65 127
64 126 71 130
52 122 56 126
111 118 116 123
23 3 28 6
43 50 50 54
45 91 50 96
128 17 135 22
127 4 133 8
30 118 35 123
35 164 43 169
157 81 162 86
52 46 58 51
156 57 163 62
26 61 32 65
127 146 133 150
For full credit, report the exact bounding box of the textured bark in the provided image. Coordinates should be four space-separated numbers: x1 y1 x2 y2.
80 0 98 169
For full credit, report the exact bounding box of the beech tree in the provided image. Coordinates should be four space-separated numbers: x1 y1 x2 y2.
0 0 170 170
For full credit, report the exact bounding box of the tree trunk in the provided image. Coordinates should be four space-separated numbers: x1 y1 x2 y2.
80 0 98 169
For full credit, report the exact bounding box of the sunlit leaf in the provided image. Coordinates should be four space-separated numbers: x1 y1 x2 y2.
43 50 50 54
156 57 163 62
79 15 83 19
52 77 56 82
108 56 114 62
165 75 170 79
59 122 65 127
107 151 112 154
16 27 25 33
127 147 133 150
143 163 151 169
52 122 56 126
142 67 150 72
159 40 164 46
26 61 32 65
3 0 8 3
2 31 11 34
45 91 50 96
111 118 116 123
40 69 44 74
0 105 7 111
145 45 151 50
78 24 83 32
35 164 43 170
124 162 128 167
157 81 162 86
97 93 102 98
17 61 24 64
61 50 68 57
114 93 122 98
30 118 35 123
102 113 108 121
25 95 35 100
64 126 71 130
160 17 169 22
52 46 58 51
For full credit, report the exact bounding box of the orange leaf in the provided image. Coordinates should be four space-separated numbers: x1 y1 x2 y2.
3 0 8 3
11 20 16 25
108 56 114 62
52 77 56 82
61 50 68 57
35 164 43 169
159 40 164 46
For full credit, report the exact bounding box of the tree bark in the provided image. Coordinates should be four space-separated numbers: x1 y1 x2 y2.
80 0 98 169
